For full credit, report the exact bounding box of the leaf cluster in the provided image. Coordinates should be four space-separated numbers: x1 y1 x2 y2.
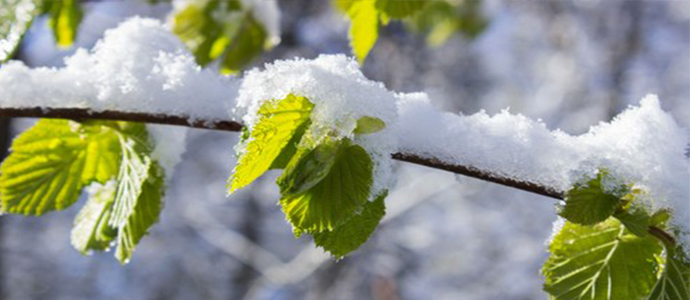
229 94 387 258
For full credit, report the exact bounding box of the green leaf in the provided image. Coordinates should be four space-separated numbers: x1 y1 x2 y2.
646 245 690 300
614 206 651 237
279 138 373 234
345 0 380 64
219 14 268 74
41 0 83 47
559 173 622 225
229 94 314 193
407 0 488 47
375 0 427 19
0 120 120 215
543 219 662 300
278 138 340 195
0 0 41 62
172 0 271 73
109 123 165 263
313 191 387 258
71 182 117 254
354 116 386 135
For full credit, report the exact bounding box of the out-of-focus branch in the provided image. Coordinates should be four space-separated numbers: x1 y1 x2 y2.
0 106 564 200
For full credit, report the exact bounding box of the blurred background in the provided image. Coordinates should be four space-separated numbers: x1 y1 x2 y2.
0 0 688 299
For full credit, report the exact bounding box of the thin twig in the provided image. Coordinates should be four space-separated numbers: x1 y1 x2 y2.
0 106 562 199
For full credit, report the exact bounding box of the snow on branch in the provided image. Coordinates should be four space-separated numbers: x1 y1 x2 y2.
0 18 688 240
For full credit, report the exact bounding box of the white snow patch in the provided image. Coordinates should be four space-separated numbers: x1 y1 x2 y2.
147 124 188 180
397 93 690 248
0 17 239 123
237 54 399 197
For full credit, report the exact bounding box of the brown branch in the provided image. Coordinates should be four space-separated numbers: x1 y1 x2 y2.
1 107 563 199
0 106 676 245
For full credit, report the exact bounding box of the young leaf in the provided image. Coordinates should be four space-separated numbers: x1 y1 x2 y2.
41 0 83 47
109 123 165 263
0 120 120 215
229 94 314 193
543 219 662 300
354 116 386 135
279 139 373 234
345 0 380 64
646 245 690 300
559 173 621 225
0 0 41 62
313 191 387 258
71 182 117 254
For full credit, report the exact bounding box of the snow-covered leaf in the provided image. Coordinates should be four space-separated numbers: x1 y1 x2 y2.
0 120 120 215
559 173 622 226
229 94 314 193
543 219 662 300
279 138 373 234
313 191 387 258
71 182 117 254
109 123 164 263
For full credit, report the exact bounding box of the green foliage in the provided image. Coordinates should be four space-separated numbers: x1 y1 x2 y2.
543 219 663 300
336 0 487 62
0 120 164 263
0 120 120 215
646 244 690 300
354 116 386 134
229 94 314 193
40 0 83 47
343 0 380 65
0 0 41 62
313 191 387 258
614 206 651 237
109 123 164 263
559 172 622 225
409 0 488 47
228 93 387 256
278 138 373 234
172 0 272 74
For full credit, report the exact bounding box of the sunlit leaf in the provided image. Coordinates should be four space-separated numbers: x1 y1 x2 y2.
345 0 379 64
229 94 314 193
41 0 83 47
354 116 386 135
71 181 117 254
0 120 120 215
543 219 662 300
646 244 690 300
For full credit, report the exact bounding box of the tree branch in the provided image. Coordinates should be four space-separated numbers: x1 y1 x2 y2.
0 106 563 200
0 106 676 245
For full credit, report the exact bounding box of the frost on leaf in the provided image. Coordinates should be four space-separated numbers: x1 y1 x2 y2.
229 94 314 193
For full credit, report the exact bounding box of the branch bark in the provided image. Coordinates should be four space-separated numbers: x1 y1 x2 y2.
0 106 563 200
